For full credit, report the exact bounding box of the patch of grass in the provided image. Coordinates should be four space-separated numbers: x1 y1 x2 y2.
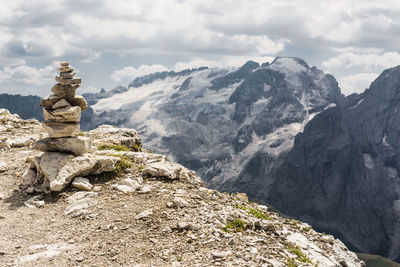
177 257 182 262
131 143 142 152
234 205 270 220
287 258 298 267
248 207 270 220
223 218 249 233
114 158 132 175
76 131 85 136
285 242 313 264
98 144 131 152
303 226 312 232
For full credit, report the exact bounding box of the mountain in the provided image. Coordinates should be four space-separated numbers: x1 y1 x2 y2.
90 57 342 190
263 65 400 262
0 108 363 266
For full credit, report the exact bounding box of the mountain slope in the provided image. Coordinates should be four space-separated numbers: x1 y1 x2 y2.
265 65 400 262
0 109 363 266
91 57 342 191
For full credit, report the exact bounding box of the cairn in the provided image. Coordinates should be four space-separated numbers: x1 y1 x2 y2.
34 62 91 155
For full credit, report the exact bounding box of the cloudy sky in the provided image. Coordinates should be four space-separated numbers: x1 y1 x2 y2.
1 0 400 96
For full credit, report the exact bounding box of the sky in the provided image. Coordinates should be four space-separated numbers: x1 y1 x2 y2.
1 0 400 97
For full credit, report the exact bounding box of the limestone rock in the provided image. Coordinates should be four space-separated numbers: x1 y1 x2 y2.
5 137 33 147
42 121 80 138
143 161 182 180
55 76 81 85
58 66 73 73
135 209 153 220
43 106 81 122
88 125 141 148
40 95 88 111
72 177 92 191
0 161 7 172
50 84 80 98
112 177 140 193
52 99 71 109
33 136 91 155
24 196 45 208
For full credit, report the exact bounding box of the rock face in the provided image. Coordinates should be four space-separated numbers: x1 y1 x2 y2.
263 65 400 262
89 57 342 189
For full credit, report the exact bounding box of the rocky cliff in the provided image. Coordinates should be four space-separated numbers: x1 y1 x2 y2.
0 108 363 266
260 65 400 262
89 57 342 190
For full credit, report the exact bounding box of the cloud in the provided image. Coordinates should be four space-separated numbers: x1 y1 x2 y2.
0 62 58 86
338 73 379 95
111 64 168 83
322 52 400 71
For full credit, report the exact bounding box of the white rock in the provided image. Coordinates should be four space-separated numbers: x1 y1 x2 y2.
6 137 33 148
72 177 92 191
21 168 37 186
64 197 97 215
143 161 179 179
0 161 7 172
177 222 200 231
173 197 189 208
0 193 3 200
211 250 232 258
250 247 258 254
135 209 153 220
138 185 152 194
88 125 141 148
66 192 98 204
92 186 101 192
24 196 45 208
113 177 140 193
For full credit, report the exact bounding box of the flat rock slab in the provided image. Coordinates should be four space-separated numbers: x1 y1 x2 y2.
33 136 90 155
88 125 142 148
28 152 119 192
42 121 80 138
40 95 88 110
43 106 81 123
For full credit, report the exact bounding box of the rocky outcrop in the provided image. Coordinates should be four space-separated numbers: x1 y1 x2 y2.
0 108 363 266
261 65 400 262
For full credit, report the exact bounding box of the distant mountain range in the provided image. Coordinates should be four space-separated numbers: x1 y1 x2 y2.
2 57 400 262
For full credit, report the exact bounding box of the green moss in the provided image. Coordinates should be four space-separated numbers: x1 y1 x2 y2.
303 226 312 232
177 257 182 262
223 218 249 233
131 143 142 152
285 242 313 264
287 258 298 267
98 144 131 151
114 158 132 175
76 131 85 136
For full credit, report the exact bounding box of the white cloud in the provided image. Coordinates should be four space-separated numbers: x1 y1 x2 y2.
322 52 400 71
111 64 168 83
0 62 57 86
338 73 379 95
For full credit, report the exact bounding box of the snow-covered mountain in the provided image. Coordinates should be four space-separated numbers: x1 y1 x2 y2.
89 57 342 188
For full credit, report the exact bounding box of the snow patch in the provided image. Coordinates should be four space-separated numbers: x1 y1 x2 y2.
363 153 374 169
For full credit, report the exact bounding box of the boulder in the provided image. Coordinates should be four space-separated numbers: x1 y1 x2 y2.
43 106 81 122
33 136 91 155
42 121 80 138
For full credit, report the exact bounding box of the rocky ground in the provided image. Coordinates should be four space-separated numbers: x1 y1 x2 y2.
0 109 364 267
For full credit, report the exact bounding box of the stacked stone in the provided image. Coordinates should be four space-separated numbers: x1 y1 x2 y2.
34 62 91 155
